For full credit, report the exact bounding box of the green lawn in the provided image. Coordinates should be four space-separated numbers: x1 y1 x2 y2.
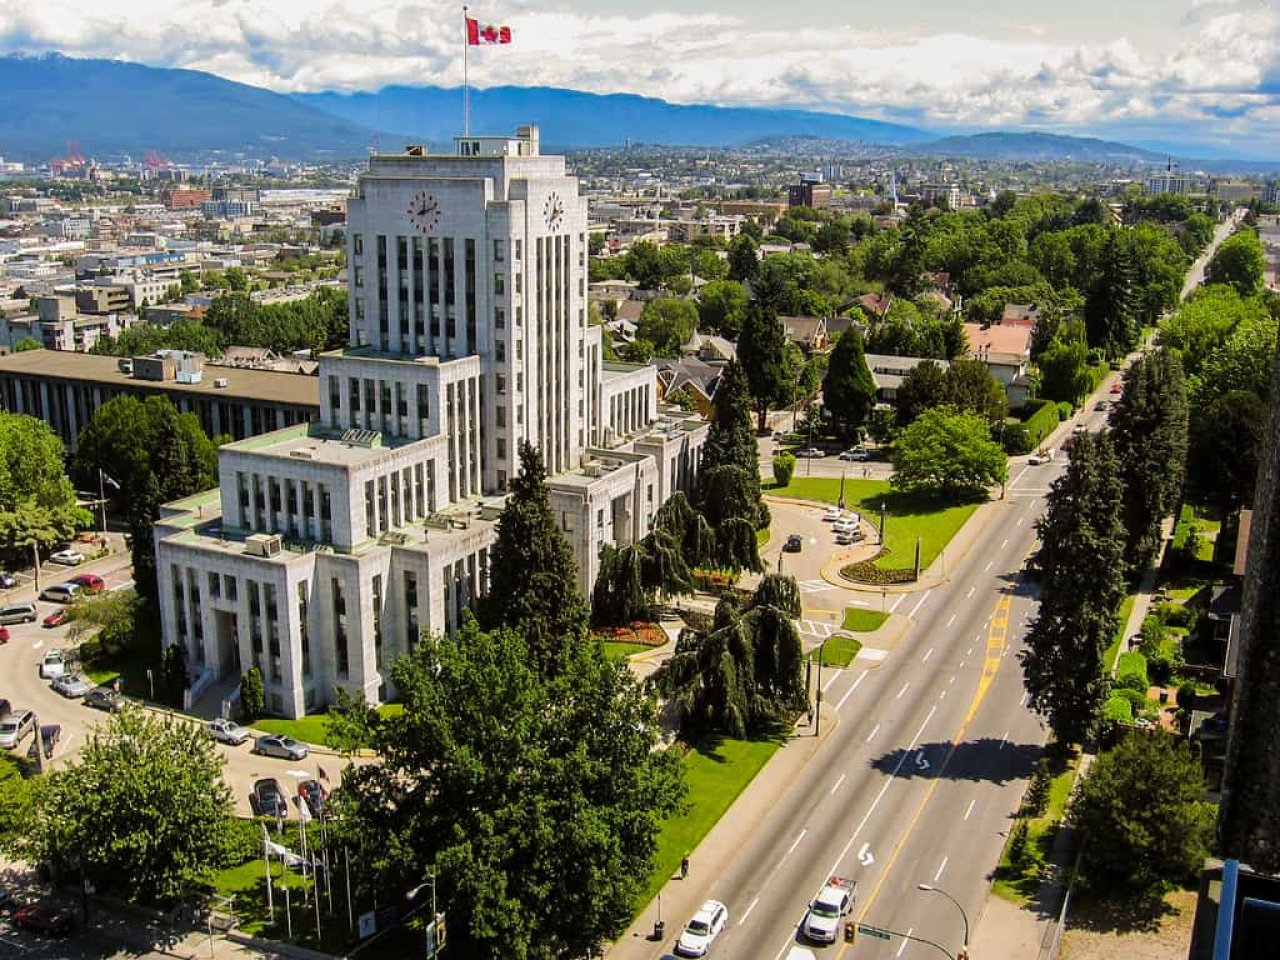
993 753 1080 903
601 641 653 660
254 704 402 747
637 735 783 911
765 476 980 571
816 634 864 667
1105 595 1137 673
841 608 889 632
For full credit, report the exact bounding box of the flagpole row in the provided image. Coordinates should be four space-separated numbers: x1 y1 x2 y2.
463 5 470 137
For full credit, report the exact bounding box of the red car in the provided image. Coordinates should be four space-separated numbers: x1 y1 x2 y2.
12 903 75 936
0 625 8 644
42 609 68 628
69 573 105 592
1109 383 1123 394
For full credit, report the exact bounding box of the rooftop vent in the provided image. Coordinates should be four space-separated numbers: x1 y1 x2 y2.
340 428 383 448
213 377 229 388
289 448 318 460
244 533 282 558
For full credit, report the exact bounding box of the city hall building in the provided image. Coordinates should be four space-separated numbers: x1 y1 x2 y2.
155 126 708 717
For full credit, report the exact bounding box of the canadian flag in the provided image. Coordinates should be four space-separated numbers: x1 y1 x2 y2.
466 17 511 45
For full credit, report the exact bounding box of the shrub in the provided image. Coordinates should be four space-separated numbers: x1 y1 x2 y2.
1022 759 1052 817
1002 421 1033 455
772 452 796 487
1117 651 1149 687
1138 617 1168 659
1176 682 1198 713
1020 399 1059 449
1148 654 1175 687
1056 401 1074 421
1160 604 1194 628
1116 688 1149 712
1117 671 1149 694
1103 695 1134 725
1008 820 1031 872
240 666 265 722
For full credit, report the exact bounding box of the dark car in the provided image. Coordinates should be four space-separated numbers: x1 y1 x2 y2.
12 903 75 936
297 778 328 819
83 686 126 712
0 572 16 589
784 534 803 553
253 778 289 819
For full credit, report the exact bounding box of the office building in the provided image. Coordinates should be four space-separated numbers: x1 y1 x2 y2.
153 126 708 718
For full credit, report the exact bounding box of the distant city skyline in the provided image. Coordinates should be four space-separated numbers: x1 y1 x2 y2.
1 0 1276 156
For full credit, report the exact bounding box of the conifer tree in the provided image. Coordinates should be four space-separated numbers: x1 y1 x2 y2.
823 327 878 438
737 301 792 433
1020 432 1127 744
482 442 589 675
1085 229 1139 359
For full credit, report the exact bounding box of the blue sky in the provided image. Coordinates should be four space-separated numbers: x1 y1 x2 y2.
1 0 1277 155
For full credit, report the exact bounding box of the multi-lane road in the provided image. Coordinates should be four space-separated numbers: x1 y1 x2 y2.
642 398 1118 960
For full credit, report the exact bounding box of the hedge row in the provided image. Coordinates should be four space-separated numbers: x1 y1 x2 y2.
1021 399 1062 450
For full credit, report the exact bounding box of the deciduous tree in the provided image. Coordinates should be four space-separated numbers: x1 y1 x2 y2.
1206 229 1266 298
0 413 91 559
890 407 1006 499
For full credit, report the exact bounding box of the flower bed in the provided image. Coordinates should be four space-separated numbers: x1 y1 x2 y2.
691 569 735 592
595 621 667 647
839 551 917 585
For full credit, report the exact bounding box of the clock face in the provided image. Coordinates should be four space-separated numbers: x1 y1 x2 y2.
406 191 441 233
543 192 565 231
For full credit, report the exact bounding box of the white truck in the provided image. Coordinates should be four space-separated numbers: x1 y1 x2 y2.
802 876 857 943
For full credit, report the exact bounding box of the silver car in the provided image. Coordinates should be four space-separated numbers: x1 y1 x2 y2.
0 710 36 749
253 734 309 761
51 674 92 698
208 718 251 746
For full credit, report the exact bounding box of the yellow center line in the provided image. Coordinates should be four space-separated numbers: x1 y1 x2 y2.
830 592 1013 957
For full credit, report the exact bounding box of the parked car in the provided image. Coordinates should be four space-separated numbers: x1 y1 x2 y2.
1109 383 1123 394
297 778 328 818
0 572 16 589
784 534 803 553
0 602 37 625
207 718 251 746
40 583 80 604
252 778 289 818
676 900 729 957
1028 449 1056 466
12 904 75 936
42 609 68 628
1094 400 1109 411
822 506 843 522
0 710 36 749
69 573 105 592
51 674 91 698
254 734 309 761
795 447 825 459
1072 422 1089 434
39 649 67 679
838 447 869 461
48 549 85 566
832 517 860 535
0 626 8 644
835 529 862 545
83 686 126 712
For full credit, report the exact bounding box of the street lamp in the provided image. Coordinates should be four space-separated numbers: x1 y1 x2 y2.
916 883 969 959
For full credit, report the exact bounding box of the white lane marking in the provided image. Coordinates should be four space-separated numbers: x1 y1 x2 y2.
934 857 949 883
823 668 843 693
866 723 881 742
984 561 993 572
999 730 1009 749
922 648 934 663
849 598 870 607
1015 517 1024 527
966 586 975 598
949 675 956 685
939 689 947 701
830 773 847 796
907 589 933 619
896 682 910 700
787 828 807 855
959 661 966 669
740 897 759 925
897 927 914 957
1000 538 1010 550
1019 692 1029 706
837 670 868 711
967 646 974 655
964 798 977 821
1012 465 1030 486
946 614 956 628
889 594 906 613
826 706 939 880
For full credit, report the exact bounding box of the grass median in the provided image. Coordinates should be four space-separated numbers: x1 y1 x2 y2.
765 476 980 572
254 703 404 747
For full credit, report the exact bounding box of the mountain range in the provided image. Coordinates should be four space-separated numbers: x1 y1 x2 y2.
0 53 1262 170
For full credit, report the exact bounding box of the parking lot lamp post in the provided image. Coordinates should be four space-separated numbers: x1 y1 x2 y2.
916 883 970 958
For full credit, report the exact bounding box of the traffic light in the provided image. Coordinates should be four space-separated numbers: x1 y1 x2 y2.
434 912 447 951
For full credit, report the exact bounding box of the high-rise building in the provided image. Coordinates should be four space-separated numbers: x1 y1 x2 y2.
1219 334 1280 872
153 126 708 718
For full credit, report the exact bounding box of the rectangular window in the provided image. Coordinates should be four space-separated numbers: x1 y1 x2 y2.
494 272 505 296
404 570 419 651
496 437 506 459
352 233 363 256
514 239 522 261
372 574 383 667
495 306 505 329
328 375 340 417
298 580 310 677
208 571 220 598
495 339 505 362
493 239 505 262
332 578 348 678
495 373 506 395
495 405 506 428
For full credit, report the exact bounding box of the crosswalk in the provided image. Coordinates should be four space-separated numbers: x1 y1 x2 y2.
797 619 834 638
796 579 835 594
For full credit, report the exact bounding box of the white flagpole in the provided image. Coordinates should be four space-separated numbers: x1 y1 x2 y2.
463 5 471 136
313 855 323 940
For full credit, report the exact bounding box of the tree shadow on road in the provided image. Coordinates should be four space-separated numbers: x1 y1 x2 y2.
867 737 1042 784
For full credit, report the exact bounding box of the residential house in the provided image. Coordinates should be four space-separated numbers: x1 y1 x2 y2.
962 322 1034 407
864 353 950 404
653 356 721 418
779 315 828 354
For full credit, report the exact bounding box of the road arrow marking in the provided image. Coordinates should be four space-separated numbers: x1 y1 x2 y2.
858 843 875 867
914 750 931 771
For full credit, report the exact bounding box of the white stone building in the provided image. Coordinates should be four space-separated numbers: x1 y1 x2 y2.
154 126 708 718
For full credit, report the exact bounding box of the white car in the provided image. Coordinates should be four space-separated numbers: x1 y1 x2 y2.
39 649 67 679
676 900 728 957
822 506 843 522
207 718 251 746
832 518 859 535
1028 449 1056 465
48 549 85 566
795 447 825 459
838 447 870 461
802 877 856 943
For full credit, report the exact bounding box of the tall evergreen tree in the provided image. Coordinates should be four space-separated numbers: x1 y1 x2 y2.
727 234 759 283
481 442 589 675
1109 351 1190 577
1085 229 1139 359
1020 433 1127 745
823 327 877 438
737 300 793 433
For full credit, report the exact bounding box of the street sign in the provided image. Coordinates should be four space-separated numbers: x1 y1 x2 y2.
857 924 892 941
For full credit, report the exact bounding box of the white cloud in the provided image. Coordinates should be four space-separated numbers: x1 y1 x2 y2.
0 0 1277 149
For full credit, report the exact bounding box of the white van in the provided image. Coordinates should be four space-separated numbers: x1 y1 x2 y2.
0 602 37 625
40 583 80 604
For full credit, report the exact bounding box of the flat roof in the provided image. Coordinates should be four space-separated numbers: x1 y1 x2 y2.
225 422 430 468
0 350 320 408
